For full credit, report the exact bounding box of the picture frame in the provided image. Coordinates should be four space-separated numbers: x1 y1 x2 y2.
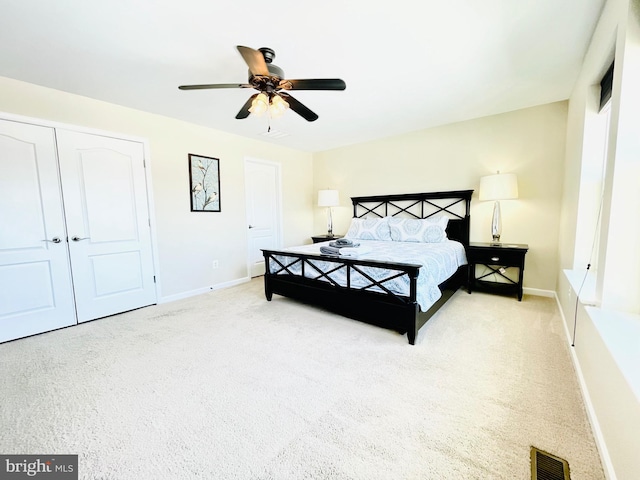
189 154 221 212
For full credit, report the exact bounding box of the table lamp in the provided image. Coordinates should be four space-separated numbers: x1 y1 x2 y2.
317 189 339 236
479 172 518 244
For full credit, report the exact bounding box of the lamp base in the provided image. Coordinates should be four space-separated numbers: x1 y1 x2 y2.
491 200 502 245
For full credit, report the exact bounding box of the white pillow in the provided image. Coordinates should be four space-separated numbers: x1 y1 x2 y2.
344 217 392 241
388 216 449 243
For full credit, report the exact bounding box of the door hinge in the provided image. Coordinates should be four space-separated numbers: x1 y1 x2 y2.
153 275 156 283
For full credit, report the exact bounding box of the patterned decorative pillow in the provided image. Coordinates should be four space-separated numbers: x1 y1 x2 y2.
344 217 392 241
388 216 449 243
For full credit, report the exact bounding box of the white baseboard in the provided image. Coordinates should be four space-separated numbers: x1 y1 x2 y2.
158 277 251 304
554 292 617 480
523 287 555 297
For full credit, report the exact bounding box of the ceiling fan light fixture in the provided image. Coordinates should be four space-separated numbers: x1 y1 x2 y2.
249 92 269 115
269 94 289 118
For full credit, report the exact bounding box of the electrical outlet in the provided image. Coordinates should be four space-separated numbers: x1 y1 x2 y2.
212 260 219 269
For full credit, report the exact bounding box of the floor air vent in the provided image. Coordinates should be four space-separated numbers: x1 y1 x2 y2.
531 447 570 480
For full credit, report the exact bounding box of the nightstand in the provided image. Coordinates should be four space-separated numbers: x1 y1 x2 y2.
311 234 343 244
466 242 529 301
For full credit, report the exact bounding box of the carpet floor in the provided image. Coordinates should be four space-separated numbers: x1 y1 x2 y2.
0 279 605 479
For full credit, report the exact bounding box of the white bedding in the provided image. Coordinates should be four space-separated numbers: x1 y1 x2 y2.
270 240 467 312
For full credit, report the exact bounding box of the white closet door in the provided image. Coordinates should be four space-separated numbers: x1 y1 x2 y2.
55 130 156 323
0 119 76 342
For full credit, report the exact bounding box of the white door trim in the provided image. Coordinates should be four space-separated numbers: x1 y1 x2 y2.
244 156 283 277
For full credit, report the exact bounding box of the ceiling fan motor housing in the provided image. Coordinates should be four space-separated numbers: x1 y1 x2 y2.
248 48 284 90
258 47 276 63
266 63 284 79
259 47 284 79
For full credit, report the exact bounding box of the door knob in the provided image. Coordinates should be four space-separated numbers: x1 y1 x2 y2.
248 225 255 229
71 236 90 241
43 237 61 243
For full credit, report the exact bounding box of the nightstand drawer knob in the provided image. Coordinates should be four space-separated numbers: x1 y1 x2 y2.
491 256 500 262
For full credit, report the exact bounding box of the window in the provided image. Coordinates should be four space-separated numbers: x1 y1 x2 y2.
573 63 613 302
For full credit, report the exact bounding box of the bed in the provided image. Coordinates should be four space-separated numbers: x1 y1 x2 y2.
261 190 473 344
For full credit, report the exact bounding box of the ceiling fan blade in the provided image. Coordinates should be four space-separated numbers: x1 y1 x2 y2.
236 94 258 119
278 79 346 91
279 93 319 122
179 83 251 90
237 46 270 77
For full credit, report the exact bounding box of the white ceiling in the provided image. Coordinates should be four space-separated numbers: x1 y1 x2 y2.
0 0 604 152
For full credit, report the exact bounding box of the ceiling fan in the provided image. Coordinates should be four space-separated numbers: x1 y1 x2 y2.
179 46 346 122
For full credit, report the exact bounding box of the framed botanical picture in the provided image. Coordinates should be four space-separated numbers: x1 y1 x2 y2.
189 154 221 212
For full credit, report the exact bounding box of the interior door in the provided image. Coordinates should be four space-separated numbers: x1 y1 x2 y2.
0 119 76 343
55 130 156 323
245 158 281 277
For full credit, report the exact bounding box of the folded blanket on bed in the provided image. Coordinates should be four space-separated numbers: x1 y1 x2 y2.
329 239 360 248
319 245 341 255
338 246 373 257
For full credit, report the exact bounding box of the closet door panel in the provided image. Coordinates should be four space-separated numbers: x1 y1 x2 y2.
0 119 76 342
56 130 156 323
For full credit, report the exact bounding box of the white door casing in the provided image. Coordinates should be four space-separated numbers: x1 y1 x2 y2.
56 130 157 323
0 119 76 342
245 158 281 277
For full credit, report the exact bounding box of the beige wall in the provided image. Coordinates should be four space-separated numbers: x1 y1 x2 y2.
0 76 313 299
313 102 568 292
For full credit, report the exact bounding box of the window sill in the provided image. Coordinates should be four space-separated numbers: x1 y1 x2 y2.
564 268 598 306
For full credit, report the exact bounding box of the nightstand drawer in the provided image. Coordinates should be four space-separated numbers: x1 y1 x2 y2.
467 249 523 267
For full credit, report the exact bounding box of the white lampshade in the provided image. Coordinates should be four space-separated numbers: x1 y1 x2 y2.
479 173 518 201
317 189 339 207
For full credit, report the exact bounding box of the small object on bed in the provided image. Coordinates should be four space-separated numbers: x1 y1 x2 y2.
319 243 371 257
329 238 359 247
319 245 341 255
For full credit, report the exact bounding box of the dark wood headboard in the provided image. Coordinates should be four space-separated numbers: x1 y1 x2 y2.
350 190 473 246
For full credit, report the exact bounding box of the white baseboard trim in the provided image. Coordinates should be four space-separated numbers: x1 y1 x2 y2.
554 292 617 480
523 287 555 297
158 277 251 304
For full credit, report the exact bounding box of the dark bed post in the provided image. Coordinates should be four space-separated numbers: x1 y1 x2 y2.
262 250 273 301
407 307 419 345
407 270 420 345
